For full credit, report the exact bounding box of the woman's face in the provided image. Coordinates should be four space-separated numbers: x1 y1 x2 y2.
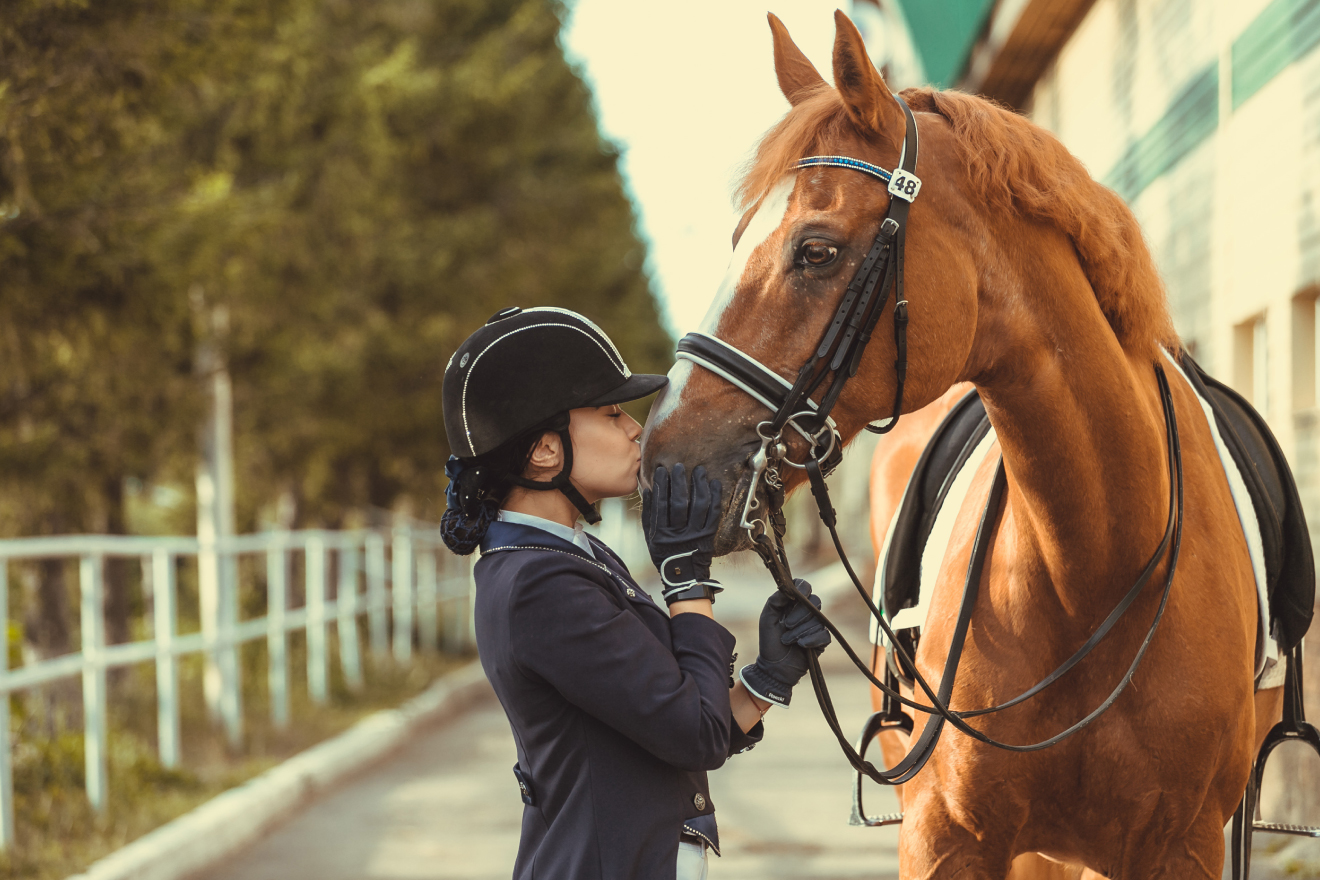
568 404 644 502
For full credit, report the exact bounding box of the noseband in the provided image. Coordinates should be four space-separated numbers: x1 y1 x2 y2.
670 93 1186 803
676 94 922 540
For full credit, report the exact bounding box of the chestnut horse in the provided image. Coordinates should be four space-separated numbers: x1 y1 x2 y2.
642 11 1284 877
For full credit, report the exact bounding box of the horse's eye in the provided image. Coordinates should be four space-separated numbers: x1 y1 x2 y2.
800 241 838 266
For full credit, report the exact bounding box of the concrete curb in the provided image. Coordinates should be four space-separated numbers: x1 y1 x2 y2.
67 660 492 880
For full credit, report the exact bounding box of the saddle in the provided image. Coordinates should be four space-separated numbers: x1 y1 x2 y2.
877 352 1313 668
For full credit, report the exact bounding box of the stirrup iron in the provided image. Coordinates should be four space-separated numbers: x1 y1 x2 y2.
1231 644 1320 880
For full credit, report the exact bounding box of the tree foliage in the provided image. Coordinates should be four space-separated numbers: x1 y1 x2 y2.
0 0 668 541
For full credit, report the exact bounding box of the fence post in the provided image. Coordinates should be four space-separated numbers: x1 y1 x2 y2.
366 533 388 660
80 554 108 812
417 544 438 653
392 527 414 663
337 543 364 691
267 540 289 729
197 536 222 725
218 548 242 749
153 549 181 769
0 559 13 848
306 534 328 704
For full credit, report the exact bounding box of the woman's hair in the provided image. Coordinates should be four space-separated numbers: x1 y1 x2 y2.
440 411 570 555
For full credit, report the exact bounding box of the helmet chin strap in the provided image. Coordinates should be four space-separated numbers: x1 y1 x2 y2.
509 428 602 525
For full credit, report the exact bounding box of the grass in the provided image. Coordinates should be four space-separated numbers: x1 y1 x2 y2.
0 630 468 880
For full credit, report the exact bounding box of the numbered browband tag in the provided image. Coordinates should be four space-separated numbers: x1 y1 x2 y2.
888 169 922 202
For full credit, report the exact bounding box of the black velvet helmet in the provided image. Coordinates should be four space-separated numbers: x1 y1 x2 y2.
441 307 667 528
443 306 667 457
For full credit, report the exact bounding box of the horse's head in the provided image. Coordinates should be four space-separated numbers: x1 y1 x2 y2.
642 12 982 554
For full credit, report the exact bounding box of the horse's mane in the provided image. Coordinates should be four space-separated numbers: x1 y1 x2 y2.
738 86 1178 361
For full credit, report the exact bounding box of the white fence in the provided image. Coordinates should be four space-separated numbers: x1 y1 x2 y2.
0 523 473 849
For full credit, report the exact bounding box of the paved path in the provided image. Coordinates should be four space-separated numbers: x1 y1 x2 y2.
191 549 1307 880
197 557 903 879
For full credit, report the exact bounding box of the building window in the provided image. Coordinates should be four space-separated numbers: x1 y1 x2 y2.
1235 314 1268 410
1293 291 1317 411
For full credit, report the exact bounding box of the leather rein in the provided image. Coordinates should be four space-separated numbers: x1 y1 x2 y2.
674 94 1186 789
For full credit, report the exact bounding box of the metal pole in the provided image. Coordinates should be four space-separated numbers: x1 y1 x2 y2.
417 547 438 654
266 541 289 729
153 549 181 769
366 533 388 660
80 554 108 812
306 535 328 704
0 559 14 848
392 527 414 663
337 545 363 691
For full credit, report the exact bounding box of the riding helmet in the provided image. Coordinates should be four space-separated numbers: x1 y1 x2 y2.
442 307 667 524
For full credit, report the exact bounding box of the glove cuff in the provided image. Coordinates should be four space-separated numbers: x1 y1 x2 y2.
659 550 712 589
739 663 793 709
663 580 723 605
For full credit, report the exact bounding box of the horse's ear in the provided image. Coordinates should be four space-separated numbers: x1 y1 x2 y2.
831 9 904 138
769 13 826 105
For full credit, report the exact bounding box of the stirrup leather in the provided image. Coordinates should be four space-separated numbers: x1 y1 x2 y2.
1231 644 1320 880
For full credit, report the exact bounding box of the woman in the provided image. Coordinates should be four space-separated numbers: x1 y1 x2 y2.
440 307 830 880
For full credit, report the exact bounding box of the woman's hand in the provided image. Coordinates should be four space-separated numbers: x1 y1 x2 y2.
738 579 832 707
641 463 724 608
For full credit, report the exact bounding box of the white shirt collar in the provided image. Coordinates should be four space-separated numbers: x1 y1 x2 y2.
498 509 596 559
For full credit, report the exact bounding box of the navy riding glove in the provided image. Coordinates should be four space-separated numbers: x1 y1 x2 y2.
641 463 724 605
739 579 831 707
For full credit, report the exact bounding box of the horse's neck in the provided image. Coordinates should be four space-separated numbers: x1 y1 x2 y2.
966 241 1172 614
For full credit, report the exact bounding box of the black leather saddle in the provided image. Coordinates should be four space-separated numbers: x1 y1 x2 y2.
879 353 1313 661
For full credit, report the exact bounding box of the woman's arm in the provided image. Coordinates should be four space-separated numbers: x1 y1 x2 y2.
671 599 771 734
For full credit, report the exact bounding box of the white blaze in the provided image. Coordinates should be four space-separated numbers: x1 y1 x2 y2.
650 177 796 431
698 177 796 333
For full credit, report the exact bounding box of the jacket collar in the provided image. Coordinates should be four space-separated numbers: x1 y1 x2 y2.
481 519 595 561
481 521 659 608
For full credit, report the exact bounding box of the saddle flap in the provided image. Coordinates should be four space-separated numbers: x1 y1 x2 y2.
1179 353 1314 653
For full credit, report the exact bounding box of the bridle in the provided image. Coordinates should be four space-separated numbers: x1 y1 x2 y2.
677 96 921 540
673 94 1186 803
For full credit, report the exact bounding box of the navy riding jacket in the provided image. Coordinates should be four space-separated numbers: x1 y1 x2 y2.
475 520 762 880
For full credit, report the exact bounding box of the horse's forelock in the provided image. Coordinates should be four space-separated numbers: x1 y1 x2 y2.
735 85 849 210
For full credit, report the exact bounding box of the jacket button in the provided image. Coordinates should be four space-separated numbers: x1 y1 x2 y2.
694 793 706 810
626 587 636 598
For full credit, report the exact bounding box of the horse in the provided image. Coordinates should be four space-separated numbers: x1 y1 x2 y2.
641 11 1286 877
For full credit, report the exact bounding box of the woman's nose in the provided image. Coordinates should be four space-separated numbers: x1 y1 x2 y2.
625 413 643 441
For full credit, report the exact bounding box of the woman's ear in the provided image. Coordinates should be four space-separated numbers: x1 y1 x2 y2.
527 431 563 472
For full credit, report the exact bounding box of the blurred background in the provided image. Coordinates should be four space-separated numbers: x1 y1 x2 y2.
4 0 1320 877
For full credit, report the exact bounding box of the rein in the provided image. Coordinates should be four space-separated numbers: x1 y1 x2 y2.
675 94 1186 789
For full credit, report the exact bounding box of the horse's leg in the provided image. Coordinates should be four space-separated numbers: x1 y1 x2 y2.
899 792 1016 879
1133 810 1227 879
1007 854 1102 879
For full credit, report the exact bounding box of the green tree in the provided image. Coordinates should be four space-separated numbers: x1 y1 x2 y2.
0 0 669 655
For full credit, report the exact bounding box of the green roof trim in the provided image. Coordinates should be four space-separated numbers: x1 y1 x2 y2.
1104 62 1219 203
1232 0 1320 110
893 0 996 88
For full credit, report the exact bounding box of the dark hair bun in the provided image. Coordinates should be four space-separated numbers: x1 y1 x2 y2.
441 499 500 555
